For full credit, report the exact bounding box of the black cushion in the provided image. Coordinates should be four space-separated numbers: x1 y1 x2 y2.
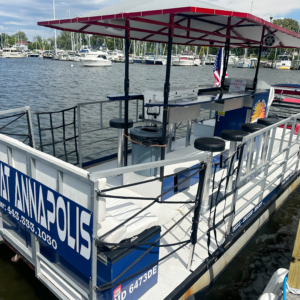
109 118 133 129
257 118 279 127
220 130 248 142
267 112 279 120
194 137 225 152
241 123 266 133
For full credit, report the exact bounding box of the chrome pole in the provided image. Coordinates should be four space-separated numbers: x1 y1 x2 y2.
185 120 192 147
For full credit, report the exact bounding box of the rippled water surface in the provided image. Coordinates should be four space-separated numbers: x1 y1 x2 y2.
0 57 300 300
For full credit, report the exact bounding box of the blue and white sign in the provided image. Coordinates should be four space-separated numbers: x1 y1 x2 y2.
0 161 93 278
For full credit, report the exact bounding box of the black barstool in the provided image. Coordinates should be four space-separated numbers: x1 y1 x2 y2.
110 118 133 167
257 118 279 162
257 118 279 127
194 137 225 213
241 123 266 173
221 130 248 190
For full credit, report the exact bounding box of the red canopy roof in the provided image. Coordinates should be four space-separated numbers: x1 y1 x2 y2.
37 0 300 48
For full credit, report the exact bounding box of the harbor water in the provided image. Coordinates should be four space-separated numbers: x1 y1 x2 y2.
0 58 300 299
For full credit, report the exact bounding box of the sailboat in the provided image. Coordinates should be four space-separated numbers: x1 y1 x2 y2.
236 48 251 68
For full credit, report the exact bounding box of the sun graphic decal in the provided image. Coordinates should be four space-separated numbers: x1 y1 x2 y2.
251 100 266 123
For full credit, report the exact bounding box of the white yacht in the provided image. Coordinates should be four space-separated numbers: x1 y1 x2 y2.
194 55 201 66
80 54 112 67
202 54 216 65
79 46 109 60
236 57 251 68
228 55 238 65
236 48 251 68
172 53 196 66
155 56 167 65
58 53 68 61
110 50 125 62
274 55 291 70
2 47 27 58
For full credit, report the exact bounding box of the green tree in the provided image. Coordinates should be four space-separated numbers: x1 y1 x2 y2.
273 18 299 33
11 31 28 42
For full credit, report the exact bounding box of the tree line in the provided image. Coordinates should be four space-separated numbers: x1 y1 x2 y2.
1 18 299 58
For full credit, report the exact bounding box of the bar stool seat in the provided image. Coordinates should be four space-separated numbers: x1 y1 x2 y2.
194 137 225 152
257 118 278 127
110 118 133 129
241 123 265 133
220 130 248 142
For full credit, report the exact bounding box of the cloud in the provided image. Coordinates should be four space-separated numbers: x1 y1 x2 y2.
0 0 299 40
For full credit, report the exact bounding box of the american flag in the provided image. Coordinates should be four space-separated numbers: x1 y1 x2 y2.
213 48 228 87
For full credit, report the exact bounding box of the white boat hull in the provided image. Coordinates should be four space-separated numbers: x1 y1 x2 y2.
173 60 194 66
275 63 291 70
2 53 27 58
81 59 112 67
236 62 251 68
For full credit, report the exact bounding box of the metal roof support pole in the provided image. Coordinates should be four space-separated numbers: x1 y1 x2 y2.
160 15 174 181
253 26 265 91
124 23 130 167
221 17 231 89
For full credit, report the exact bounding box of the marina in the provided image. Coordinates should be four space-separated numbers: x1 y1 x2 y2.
1 1 300 300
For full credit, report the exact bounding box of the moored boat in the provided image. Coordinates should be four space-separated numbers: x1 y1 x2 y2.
2 47 27 58
275 55 291 70
80 54 112 67
0 2 298 300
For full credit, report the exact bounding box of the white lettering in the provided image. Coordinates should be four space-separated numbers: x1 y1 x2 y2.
4 166 10 202
0 164 7 200
67 202 75 249
121 291 126 300
21 176 30 216
148 269 152 279
153 265 157 275
80 210 91 260
46 191 55 231
29 180 37 220
15 173 23 211
139 276 143 286
56 196 67 242
38 185 48 229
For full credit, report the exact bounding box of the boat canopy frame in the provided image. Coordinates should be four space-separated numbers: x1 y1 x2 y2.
38 1 300 170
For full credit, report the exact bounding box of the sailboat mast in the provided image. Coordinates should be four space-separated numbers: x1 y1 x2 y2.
53 0 57 53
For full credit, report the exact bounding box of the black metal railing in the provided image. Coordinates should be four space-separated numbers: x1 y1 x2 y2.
0 110 34 147
35 106 79 165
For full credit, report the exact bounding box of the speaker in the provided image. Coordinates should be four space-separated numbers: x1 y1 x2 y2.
263 34 278 47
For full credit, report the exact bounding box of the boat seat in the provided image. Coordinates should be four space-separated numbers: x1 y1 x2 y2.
109 118 133 129
241 123 266 133
220 130 248 142
257 118 279 127
97 198 159 244
194 137 225 152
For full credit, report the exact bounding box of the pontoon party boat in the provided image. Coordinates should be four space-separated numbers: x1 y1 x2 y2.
0 2 299 300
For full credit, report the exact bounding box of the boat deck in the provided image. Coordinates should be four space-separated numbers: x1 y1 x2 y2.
86 126 299 299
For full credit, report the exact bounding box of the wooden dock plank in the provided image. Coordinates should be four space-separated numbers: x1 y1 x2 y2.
287 221 300 289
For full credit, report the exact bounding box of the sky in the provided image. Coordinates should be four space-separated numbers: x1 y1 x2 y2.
0 0 300 41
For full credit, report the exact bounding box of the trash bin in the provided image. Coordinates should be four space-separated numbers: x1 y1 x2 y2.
130 126 163 176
